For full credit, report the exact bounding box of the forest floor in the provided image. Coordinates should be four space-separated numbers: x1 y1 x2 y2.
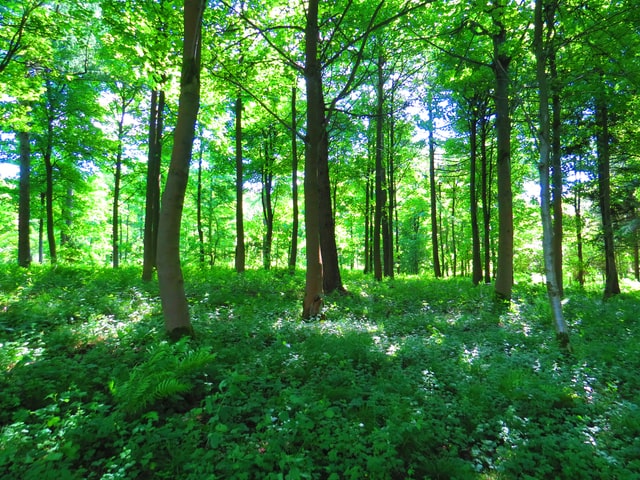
1 265 639 479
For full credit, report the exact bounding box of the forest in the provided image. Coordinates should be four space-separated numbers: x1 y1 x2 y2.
1 0 640 478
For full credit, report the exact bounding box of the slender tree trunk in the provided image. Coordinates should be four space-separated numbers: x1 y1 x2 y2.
535 0 570 349
373 56 386 281
18 131 31 267
44 117 56 264
438 183 446 276
364 161 372 274
289 86 299 272
550 49 563 295
634 231 639 282
196 131 206 264
38 192 44 263
112 112 125 269
302 0 324 318
595 94 620 299
428 100 441 278
480 113 492 283
469 110 482 285
574 186 585 287
492 16 513 300
261 127 274 270
113 156 121 268
318 130 344 292
234 96 245 273
385 80 395 278
157 0 204 338
451 181 457 277
142 89 164 281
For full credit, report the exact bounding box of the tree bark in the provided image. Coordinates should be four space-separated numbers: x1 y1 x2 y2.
261 127 275 270
18 131 31 267
427 99 441 278
550 48 563 295
38 192 44 263
535 0 570 349
317 127 344 293
373 56 386 281
364 160 372 274
480 112 492 284
574 186 585 287
492 16 513 301
196 129 206 264
595 94 620 299
302 0 324 318
142 89 164 281
234 96 245 273
469 108 482 285
43 94 56 264
157 0 204 337
289 86 299 272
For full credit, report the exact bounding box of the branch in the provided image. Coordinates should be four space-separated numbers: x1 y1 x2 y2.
212 63 307 143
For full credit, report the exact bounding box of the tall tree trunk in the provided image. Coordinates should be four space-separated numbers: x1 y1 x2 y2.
550 48 563 295
480 113 492 284
373 56 386 281
385 79 395 279
44 114 56 264
142 89 164 281
18 131 31 267
428 100 441 278
157 0 204 338
234 96 245 273
318 130 344 292
535 0 570 349
634 230 639 282
196 130 206 264
364 161 372 274
438 183 446 275
261 127 274 270
302 0 324 318
469 109 482 285
451 181 458 277
113 153 121 268
492 15 513 300
38 192 44 263
289 86 299 272
574 186 585 287
112 111 125 269
595 94 620 299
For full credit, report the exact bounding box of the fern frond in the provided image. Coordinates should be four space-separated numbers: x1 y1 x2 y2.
153 378 190 401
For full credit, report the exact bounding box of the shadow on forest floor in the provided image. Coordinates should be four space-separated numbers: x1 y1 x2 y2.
1 265 640 479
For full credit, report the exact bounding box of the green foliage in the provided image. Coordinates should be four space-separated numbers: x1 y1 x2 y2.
111 338 216 415
1 265 640 478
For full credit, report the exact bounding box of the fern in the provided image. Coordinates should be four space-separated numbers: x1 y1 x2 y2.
112 339 216 415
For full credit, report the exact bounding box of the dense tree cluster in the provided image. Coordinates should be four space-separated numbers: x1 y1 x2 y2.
1 0 639 339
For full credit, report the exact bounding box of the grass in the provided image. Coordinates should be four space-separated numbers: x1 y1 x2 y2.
1 264 639 479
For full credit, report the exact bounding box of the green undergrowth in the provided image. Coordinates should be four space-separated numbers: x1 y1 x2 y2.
1 264 639 479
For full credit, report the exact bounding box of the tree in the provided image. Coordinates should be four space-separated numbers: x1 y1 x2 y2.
491 4 514 301
17 130 31 267
0 0 44 74
142 88 165 281
595 91 620 299
426 96 441 278
157 0 205 338
288 85 299 272
109 82 138 269
234 95 246 273
301 0 324 318
534 0 569 349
